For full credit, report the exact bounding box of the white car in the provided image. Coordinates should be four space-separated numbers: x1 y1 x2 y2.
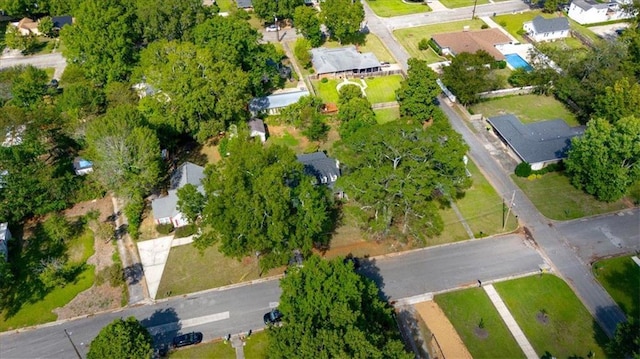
266 25 280 32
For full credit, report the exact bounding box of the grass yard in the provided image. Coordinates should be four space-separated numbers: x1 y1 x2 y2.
244 330 269 358
494 274 608 359
456 159 518 238
215 0 233 12
156 243 283 299
358 34 395 63
469 94 579 126
374 107 400 124
492 11 555 42
435 288 525 358
570 19 602 45
394 19 486 63
169 340 235 358
511 172 628 220
592 256 640 319
439 0 489 8
365 0 431 17
312 75 402 105
313 79 341 104
269 130 301 147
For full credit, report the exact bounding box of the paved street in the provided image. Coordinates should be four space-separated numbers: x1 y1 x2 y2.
0 235 543 358
0 53 67 79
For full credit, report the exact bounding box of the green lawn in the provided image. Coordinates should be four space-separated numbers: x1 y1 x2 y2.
312 75 402 105
492 11 555 42
569 18 602 45
592 256 640 320
374 107 400 124
511 172 628 220
365 0 431 17
244 330 269 358
169 340 235 358
358 34 396 63
157 243 282 299
269 130 300 148
394 19 486 63
469 94 580 126
495 274 608 359
435 288 525 358
216 0 233 12
439 0 489 8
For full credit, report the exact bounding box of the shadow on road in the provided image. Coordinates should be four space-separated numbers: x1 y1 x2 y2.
357 256 388 301
140 307 182 347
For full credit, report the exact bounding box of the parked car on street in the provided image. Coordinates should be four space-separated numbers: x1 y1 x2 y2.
266 24 280 32
263 309 283 325
172 332 203 348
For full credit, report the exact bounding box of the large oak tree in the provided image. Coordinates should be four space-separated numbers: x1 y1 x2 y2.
88 317 152 359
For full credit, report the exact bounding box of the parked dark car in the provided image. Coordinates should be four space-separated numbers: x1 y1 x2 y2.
263 309 283 325
172 332 203 348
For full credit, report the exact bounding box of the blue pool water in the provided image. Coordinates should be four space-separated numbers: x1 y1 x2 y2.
504 53 533 71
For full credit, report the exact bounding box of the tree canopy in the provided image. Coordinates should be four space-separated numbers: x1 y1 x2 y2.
135 0 208 43
593 77 640 123
293 5 322 47
565 116 640 202
268 255 413 359
337 85 376 141
322 0 365 44
396 58 441 122
252 0 304 20
441 50 504 106
195 136 333 270
177 183 206 224
87 317 153 359
335 115 470 241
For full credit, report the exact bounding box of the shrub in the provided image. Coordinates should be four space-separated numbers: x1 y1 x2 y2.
492 60 507 69
499 21 507 27
174 224 197 238
515 162 532 177
218 136 230 157
508 68 532 87
320 77 328 83
123 195 144 240
155 223 174 235
427 38 442 55
629 181 640 205
418 38 430 51
481 24 489 29
96 262 124 287
516 29 526 36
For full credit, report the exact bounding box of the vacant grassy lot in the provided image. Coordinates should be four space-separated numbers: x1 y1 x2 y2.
435 288 525 358
495 274 607 359
592 256 640 319
511 172 628 220
358 34 396 63
365 0 431 17
312 75 403 105
169 340 235 358
439 0 488 8
469 94 580 126
374 107 400 124
156 243 283 299
394 19 486 63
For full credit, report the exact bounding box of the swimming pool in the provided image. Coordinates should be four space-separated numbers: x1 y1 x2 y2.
504 53 533 71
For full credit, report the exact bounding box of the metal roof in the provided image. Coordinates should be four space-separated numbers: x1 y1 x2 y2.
310 46 380 75
249 90 310 113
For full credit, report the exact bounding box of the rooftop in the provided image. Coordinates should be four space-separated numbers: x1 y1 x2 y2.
487 114 585 164
249 89 310 113
152 162 206 220
571 0 612 10
310 46 380 75
431 28 512 60
530 15 570 33
296 152 340 187
236 0 253 8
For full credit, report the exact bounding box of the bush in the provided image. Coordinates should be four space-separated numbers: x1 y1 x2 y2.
515 162 532 177
629 181 640 205
320 77 328 83
499 21 507 27
533 162 564 175
508 68 533 87
427 38 442 55
516 29 526 36
123 195 144 240
218 136 230 158
418 38 430 51
492 60 507 69
96 262 124 287
155 223 174 235
481 24 489 29
174 224 197 238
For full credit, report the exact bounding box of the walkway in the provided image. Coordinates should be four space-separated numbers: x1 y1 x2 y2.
138 235 195 299
483 285 538 359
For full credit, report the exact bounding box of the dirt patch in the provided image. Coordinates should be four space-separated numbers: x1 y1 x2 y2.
414 301 473 359
474 326 489 339
63 197 114 223
536 311 549 325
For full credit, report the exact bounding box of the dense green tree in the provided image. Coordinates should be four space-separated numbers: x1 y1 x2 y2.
105 82 138 107
253 0 303 20
10 65 48 109
543 0 560 12
338 84 364 105
268 256 413 359
594 78 640 123
177 183 206 224
279 95 328 141
396 58 441 121
135 0 208 43
0 0 39 16
335 115 470 241
293 5 322 47
61 0 140 84
606 320 640 359
337 85 376 141
57 82 106 123
45 0 84 15
137 40 250 142
87 317 152 359
85 105 162 197
322 0 365 44
195 136 332 270
302 116 330 141
441 51 502 106
566 117 640 202
37 16 55 37
194 16 282 96
4 26 38 53
293 37 312 68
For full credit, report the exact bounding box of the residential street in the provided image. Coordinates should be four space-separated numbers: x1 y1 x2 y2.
0 53 67 79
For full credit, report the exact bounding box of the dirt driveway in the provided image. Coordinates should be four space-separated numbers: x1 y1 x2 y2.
414 301 472 359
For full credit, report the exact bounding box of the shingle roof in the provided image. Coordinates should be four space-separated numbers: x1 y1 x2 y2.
487 115 585 164
531 15 570 34
310 46 380 75
236 0 253 8
249 90 310 113
248 119 266 134
571 0 610 10
431 29 511 60
152 162 206 220
51 15 72 28
296 152 340 187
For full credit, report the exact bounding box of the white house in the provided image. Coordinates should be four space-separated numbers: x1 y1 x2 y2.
248 119 267 143
568 0 633 24
0 223 12 261
524 16 570 42
151 162 205 228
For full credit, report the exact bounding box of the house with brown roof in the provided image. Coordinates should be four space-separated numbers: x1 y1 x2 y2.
431 29 512 61
12 17 40 36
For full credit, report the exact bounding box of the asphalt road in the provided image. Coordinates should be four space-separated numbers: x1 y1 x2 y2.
0 53 67 80
0 235 543 358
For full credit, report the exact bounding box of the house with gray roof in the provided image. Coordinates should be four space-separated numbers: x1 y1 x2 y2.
151 162 205 228
235 0 253 9
487 114 585 170
297 152 340 187
310 46 381 78
248 118 267 143
568 0 632 24
249 89 310 115
523 16 570 42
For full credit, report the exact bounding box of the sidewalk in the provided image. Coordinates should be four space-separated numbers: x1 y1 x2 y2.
483 284 538 359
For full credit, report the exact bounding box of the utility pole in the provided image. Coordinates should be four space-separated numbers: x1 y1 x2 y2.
503 191 516 230
471 0 478 20
275 14 280 42
64 329 83 359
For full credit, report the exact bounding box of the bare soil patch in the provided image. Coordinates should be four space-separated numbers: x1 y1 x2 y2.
414 301 473 359
474 326 489 339
536 311 549 325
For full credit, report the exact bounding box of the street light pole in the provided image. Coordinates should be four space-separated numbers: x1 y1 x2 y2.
275 14 280 42
471 0 478 19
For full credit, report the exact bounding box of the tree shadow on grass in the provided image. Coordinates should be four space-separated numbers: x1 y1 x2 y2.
600 259 640 320
140 307 181 349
